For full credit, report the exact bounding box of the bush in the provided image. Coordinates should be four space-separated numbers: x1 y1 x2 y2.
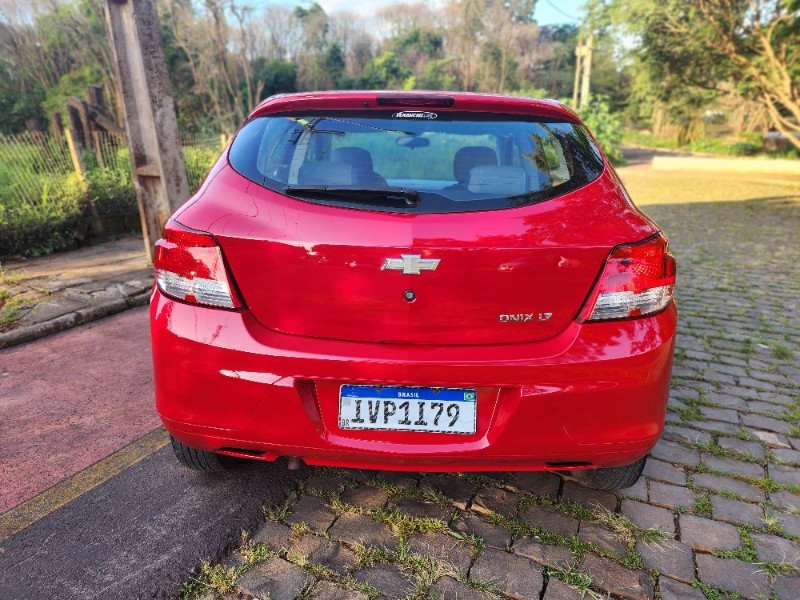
577 96 624 165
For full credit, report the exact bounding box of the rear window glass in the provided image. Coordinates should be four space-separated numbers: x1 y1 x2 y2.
228 110 604 214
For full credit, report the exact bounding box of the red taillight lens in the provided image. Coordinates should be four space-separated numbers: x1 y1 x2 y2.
153 220 242 309
579 233 676 322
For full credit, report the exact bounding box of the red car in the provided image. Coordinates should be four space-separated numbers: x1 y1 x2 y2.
151 91 676 489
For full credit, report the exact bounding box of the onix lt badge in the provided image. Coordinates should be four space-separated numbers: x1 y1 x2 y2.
382 255 440 275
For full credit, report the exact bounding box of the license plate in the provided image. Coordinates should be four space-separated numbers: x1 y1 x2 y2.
339 385 477 434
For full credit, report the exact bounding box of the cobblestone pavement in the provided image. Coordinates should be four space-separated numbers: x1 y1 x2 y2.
180 191 798 599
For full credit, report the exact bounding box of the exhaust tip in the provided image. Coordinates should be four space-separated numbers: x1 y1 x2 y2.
286 456 304 471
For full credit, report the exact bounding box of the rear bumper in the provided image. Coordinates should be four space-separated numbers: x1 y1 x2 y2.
151 289 676 471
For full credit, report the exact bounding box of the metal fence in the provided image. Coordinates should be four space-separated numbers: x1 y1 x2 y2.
0 130 225 258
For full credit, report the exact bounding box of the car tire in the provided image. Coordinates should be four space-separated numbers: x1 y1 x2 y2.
578 456 646 490
170 435 241 471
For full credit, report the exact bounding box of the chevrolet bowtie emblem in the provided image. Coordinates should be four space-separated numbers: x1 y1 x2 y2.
381 254 440 275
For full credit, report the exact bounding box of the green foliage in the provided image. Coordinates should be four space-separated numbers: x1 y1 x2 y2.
0 134 221 258
577 95 624 165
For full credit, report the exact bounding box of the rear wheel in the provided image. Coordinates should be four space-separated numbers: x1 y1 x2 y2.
170 435 241 471
575 456 646 490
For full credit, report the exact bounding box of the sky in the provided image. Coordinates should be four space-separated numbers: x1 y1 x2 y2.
260 0 585 26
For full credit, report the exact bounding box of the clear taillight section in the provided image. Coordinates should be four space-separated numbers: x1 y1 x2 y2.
153 220 242 309
579 233 676 322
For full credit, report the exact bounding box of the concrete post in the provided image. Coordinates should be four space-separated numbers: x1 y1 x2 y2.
104 0 190 264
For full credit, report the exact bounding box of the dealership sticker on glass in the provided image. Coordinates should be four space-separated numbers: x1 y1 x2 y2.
339 385 477 434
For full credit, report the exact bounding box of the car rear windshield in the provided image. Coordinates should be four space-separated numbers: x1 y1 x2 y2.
228 110 604 214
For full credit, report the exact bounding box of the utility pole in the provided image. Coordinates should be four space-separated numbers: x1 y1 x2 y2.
572 33 584 109
580 33 593 109
104 0 189 264
572 32 594 109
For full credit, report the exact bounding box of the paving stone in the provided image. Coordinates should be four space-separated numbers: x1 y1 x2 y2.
657 577 706 600
772 448 800 464
578 523 627 556
286 496 337 532
451 513 511 549
649 482 695 509
236 557 312 600
471 548 544 599
512 539 573 568
696 554 772 599
619 476 648 501
392 498 451 521
698 405 740 423
375 471 418 489
773 575 800 600
791 438 800 451
742 414 793 434
662 425 712 446
251 520 292 550
430 576 491 600
561 481 617 511
650 440 700 467
288 534 356 573
579 553 654 600
738 377 779 391
711 495 764 528
353 564 414 598
421 474 476 507
691 473 764 502
751 430 791 448
679 514 740 552
746 400 784 415
328 513 395 548
340 485 390 510
716 437 766 460
643 459 686 485
520 505 579 537
542 578 584 600
304 474 348 495
693 420 742 435
700 454 764 478
707 391 749 409
636 539 694 584
750 532 800 564
769 463 800 486
507 472 560 498
774 509 800 537
761 392 796 407
406 531 473 574
621 499 675 536
471 486 519 517
312 580 368 600
770 490 800 511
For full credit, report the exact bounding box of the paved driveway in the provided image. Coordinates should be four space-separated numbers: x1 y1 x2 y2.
178 185 800 599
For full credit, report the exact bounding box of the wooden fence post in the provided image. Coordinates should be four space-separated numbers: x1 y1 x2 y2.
65 128 105 236
104 0 189 264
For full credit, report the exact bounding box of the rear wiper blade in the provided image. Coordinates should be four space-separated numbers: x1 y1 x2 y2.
284 185 420 208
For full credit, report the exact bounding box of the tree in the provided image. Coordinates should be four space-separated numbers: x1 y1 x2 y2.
605 0 800 148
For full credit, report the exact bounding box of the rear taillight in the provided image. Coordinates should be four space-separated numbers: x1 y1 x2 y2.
579 233 676 322
153 220 242 309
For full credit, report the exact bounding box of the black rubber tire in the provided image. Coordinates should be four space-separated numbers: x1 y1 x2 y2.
580 455 647 490
170 435 241 471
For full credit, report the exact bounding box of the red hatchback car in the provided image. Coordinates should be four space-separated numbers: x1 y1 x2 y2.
151 91 676 489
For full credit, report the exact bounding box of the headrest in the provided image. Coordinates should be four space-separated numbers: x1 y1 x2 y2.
454 146 498 185
331 147 374 172
466 166 529 196
298 162 355 186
